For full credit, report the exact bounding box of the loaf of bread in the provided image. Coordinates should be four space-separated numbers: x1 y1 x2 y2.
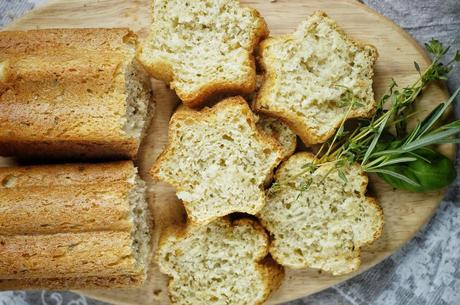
157 218 284 305
256 115 297 160
152 96 282 224
258 153 383 275
138 0 268 107
0 28 153 160
0 161 151 289
254 11 377 145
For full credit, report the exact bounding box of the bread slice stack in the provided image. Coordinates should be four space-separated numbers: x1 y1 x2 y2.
0 28 153 160
258 153 383 275
0 161 151 289
138 0 268 107
152 96 283 224
157 218 284 305
254 11 378 145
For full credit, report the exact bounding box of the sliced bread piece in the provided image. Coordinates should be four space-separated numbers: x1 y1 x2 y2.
254 11 378 145
138 0 268 107
256 115 297 160
258 152 383 275
157 218 284 305
151 96 283 224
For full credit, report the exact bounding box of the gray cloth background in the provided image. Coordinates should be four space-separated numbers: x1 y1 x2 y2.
0 0 459 304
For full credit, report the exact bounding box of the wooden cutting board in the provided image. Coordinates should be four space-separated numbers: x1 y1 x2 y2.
3 0 454 304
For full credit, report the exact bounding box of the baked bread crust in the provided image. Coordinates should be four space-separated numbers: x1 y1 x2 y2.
254 11 378 145
258 152 384 275
156 218 284 305
0 161 151 289
151 96 283 224
138 0 268 108
0 28 153 160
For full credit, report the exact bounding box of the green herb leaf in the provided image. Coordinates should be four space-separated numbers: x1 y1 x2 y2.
414 61 421 74
376 149 456 192
337 169 348 183
368 168 421 187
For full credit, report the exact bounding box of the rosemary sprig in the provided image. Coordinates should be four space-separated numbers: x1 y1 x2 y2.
270 39 460 195
318 40 459 170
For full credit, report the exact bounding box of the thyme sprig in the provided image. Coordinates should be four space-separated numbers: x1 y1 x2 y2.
269 39 460 195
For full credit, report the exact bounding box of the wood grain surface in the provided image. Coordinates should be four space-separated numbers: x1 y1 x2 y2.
2 0 454 304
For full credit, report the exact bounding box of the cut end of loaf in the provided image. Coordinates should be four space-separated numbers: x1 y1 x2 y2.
259 152 383 276
138 0 268 107
255 11 377 145
157 218 284 305
129 170 152 280
152 96 283 224
123 59 153 143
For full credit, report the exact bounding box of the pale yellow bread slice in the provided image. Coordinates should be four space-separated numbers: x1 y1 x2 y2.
256 114 297 160
258 152 383 275
156 218 284 305
138 0 268 107
254 11 378 145
151 96 283 224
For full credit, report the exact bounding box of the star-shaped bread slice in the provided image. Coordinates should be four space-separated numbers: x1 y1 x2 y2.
152 96 283 224
258 152 383 275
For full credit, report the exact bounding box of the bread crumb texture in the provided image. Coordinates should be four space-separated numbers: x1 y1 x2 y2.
254 11 377 145
258 152 383 275
152 97 282 224
138 0 268 107
157 218 284 305
256 114 297 160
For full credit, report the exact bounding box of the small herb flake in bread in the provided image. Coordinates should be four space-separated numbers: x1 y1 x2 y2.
157 218 284 305
151 96 283 224
138 0 268 107
254 11 378 145
258 152 383 276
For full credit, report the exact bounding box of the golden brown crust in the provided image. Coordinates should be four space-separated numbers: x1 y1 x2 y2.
150 96 283 224
254 11 378 146
0 28 150 160
0 274 145 290
0 161 149 288
138 1 268 108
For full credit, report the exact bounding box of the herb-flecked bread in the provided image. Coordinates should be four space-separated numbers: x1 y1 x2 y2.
138 0 268 107
256 114 297 161
151 96 283 224
157 218 284 305
0 28 153 160
254 11 378 145
258 152 383 275
0 161 151 289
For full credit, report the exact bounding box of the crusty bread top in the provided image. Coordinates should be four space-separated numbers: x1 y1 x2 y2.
138 0 268 107
151 96 283 224
156 218 284 305
258 152 383 275
254 11 378 145
0 161 134 235
0 161 151 283
0 28 142 143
